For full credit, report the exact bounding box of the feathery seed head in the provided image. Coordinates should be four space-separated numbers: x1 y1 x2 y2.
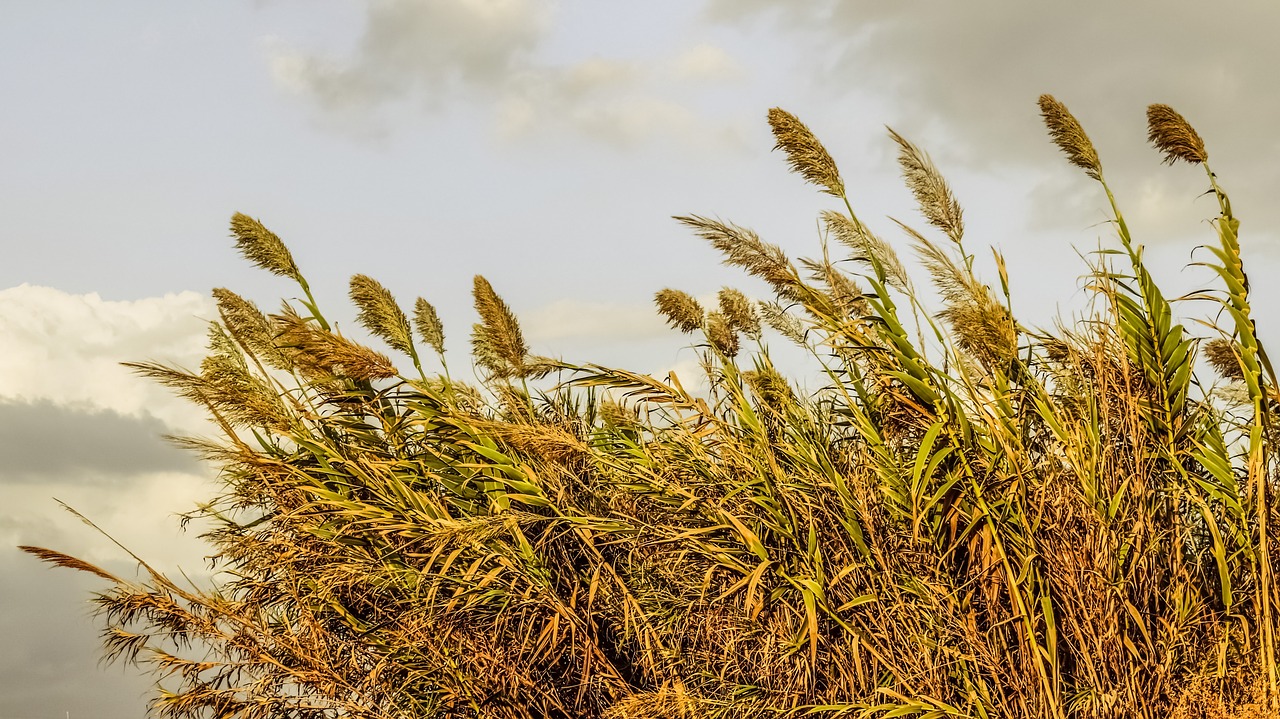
229 213 301 281
654 289 704 333
717 288 760 339
212 288 294 371
1147 104 1207 166
1204 338 1244 381
471 275 528 380
413 297 446 356
768 107 845 197
888 128 965 245
822 210 909 290
705 311 740 358
675 215 801 300
273 305 398 381
759 301 808 346
349 274 414 356
1038 95 1103 181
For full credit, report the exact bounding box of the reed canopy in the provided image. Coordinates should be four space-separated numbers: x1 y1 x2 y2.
23 95 1280 719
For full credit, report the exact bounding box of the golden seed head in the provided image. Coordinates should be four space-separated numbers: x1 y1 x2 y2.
212 288 294 371
654 289 705 333
1204 338 1244 381
272 304 398 381
717 288 760 339
705 311 740 358
1147 104 1207 166
767 107 845 198
229 213 301 281
413 297 446 356
1038 94 1103 181
470 275 528 380
349 274 414 357
675 215 800 300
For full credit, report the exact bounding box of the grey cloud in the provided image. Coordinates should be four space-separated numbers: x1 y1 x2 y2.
272 0 547 111
0 549 154 719
0 398 198 483
707 0 1280 244
268 0 749 149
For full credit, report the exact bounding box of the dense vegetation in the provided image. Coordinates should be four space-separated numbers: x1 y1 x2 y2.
23 96 1280 718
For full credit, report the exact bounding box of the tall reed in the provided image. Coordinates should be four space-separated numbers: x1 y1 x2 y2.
21 97 1280 719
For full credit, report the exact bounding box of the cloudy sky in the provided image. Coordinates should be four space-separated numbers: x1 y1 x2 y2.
5 1 1280 716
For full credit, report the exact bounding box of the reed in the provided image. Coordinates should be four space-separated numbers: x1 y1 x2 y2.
22 97 1280 719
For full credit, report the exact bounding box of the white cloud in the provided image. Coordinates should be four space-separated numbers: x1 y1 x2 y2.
264 0 751 150
523 298 668 343
672 43 742 82
0 284 213 433
706 1 1280 243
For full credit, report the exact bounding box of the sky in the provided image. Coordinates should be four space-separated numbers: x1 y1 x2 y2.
4 1 1280 716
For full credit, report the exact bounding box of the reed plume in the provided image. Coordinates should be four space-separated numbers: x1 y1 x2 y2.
1204 337 1245 381
705 311 740 358
821 210 909 290
229 212 301 281
655 289 704 333
212 287 293 371
1147 103 1208 165
349 274 415 356
768 107 845 197
414 297 446 356
889 128 965 246
718 288 760 339
272 304 398 381
674 215 800 299
1038 94 1103 180
471 275 528 380
759 301 807 345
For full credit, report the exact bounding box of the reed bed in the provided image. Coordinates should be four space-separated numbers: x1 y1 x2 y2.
22 96 1280 719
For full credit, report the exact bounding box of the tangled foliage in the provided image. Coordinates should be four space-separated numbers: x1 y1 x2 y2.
23 97 1280 719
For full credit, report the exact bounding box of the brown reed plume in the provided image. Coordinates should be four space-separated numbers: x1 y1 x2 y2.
229 212 301 281
471 275 529 380
1204 337 1245 381
655 288 705 333
718 288 761 340
768 107 845 197
349 274 415 357
1147 103 1208 165
674 215 800 300
821 210 909 290
413 297 446 357
1038 94 1103 180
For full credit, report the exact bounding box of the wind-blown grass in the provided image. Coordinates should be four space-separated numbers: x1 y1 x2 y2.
20 96 1280 719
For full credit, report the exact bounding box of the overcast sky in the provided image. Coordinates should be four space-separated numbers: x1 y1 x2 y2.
5 2 1280 717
